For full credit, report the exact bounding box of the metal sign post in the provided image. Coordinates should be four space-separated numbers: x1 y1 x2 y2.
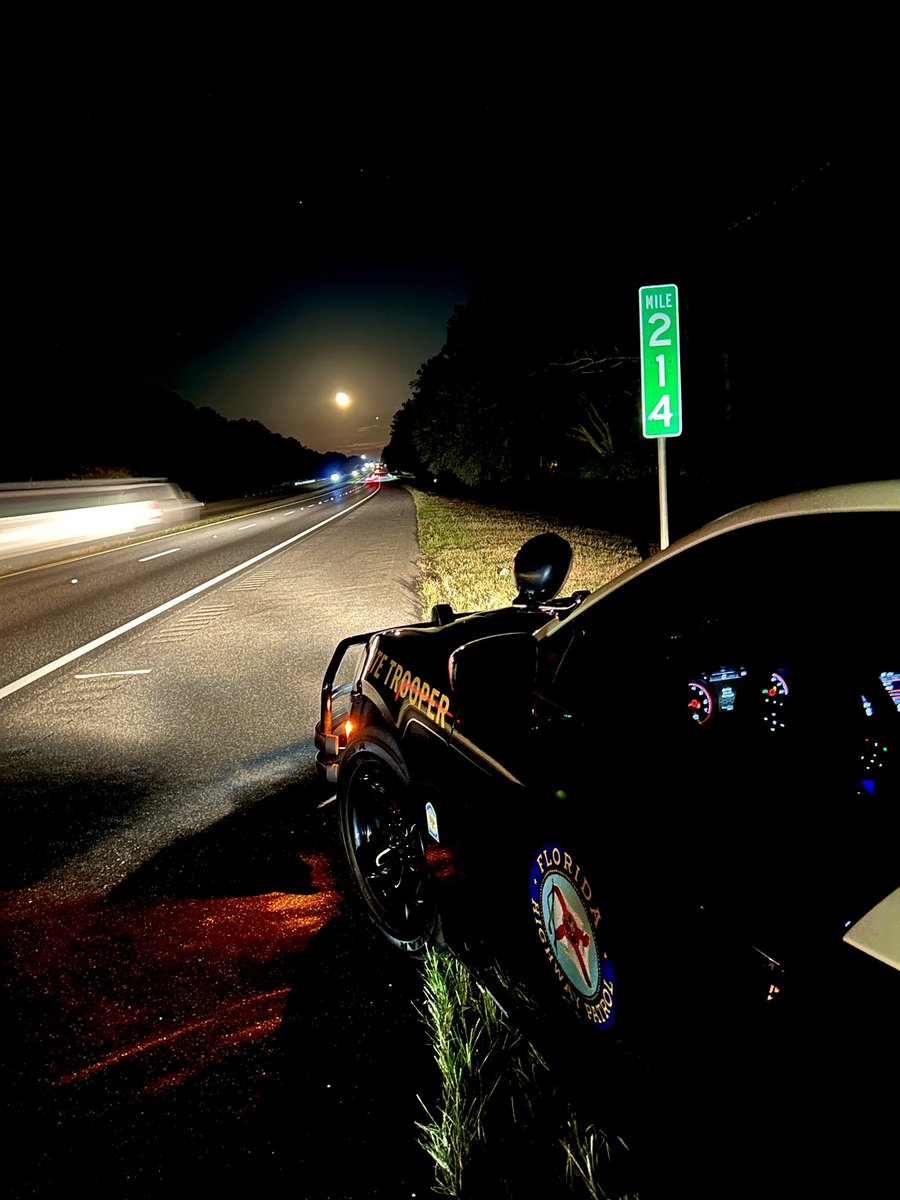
638 283 682 549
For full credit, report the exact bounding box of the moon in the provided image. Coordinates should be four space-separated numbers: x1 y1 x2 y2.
335 392 350 408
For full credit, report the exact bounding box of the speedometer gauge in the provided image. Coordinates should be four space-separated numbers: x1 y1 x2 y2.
688 681 714 725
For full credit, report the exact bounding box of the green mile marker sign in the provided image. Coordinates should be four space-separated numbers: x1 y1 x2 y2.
639 284 682 438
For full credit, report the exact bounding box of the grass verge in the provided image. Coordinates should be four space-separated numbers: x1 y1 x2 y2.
416 948 637 1199
406 489 641 1197
407 488 642 615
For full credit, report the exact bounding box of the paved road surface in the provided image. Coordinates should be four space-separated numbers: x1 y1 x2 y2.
2 485 440 1199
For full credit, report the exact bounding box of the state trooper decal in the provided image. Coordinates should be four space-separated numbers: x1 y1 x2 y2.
529 843 615 1029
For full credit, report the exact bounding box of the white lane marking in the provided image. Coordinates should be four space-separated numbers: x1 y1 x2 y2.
238 523 257 529
138 548 181 562
74 669 153 679
0 491 375 700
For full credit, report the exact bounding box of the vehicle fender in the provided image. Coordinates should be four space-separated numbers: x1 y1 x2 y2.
340 707 409 781
353 681 402 739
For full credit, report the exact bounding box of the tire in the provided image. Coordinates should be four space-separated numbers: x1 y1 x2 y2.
337 738 441 955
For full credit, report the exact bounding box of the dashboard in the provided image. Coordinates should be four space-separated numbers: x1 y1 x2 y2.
686 665 898 798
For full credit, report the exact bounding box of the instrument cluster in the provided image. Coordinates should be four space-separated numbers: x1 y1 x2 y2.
687 665 789 729
688 667 898 729
686 666 898 798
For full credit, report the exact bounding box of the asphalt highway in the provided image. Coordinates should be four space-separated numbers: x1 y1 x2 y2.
1 484 440 1199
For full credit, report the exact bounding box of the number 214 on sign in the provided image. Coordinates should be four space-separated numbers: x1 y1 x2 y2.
639 284 682 438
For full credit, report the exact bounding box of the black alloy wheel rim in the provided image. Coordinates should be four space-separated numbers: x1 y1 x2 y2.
347 761 429 935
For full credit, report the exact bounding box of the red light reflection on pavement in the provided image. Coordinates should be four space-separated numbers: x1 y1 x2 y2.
1 853 341 1106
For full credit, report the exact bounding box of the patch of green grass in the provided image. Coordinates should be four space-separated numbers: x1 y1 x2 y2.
408 489 642 616
416 948 637 1199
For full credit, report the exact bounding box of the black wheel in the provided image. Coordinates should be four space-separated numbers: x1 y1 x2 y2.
338 740 441 955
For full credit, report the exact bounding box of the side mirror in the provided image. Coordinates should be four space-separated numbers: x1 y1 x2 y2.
449 632 537 741
513 532 573 606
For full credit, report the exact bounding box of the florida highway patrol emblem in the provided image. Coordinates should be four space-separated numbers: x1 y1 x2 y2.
529 843 615 1029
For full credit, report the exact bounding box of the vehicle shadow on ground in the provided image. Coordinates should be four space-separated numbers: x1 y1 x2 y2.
257 905 441 1200
3 777 441 1200
103 777 442 1194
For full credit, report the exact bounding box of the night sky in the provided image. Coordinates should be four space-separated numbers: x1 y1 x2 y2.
10 46 884 467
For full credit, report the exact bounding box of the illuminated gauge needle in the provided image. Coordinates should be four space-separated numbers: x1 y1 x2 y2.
688 681 714 723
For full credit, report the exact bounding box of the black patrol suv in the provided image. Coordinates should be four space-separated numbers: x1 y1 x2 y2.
315 480 899 1189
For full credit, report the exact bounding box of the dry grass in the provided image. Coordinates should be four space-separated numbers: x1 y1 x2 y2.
408 490 642 615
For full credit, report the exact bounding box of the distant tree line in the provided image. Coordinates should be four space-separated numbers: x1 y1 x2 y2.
3 380 356 502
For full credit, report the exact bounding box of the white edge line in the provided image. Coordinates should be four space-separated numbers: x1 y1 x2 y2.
0 491 375 700
74 669 153 679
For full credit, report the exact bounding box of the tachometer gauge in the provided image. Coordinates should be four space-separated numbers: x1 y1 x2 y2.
688 681 715 725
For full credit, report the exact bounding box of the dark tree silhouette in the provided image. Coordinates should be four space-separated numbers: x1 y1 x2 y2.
3 379 333 501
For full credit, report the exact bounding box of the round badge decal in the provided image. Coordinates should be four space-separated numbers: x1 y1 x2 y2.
529 843 615 1029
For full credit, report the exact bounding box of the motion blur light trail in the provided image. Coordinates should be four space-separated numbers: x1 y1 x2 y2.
0 479 203 559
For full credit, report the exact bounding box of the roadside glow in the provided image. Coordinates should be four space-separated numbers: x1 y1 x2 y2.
335 392 350 408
